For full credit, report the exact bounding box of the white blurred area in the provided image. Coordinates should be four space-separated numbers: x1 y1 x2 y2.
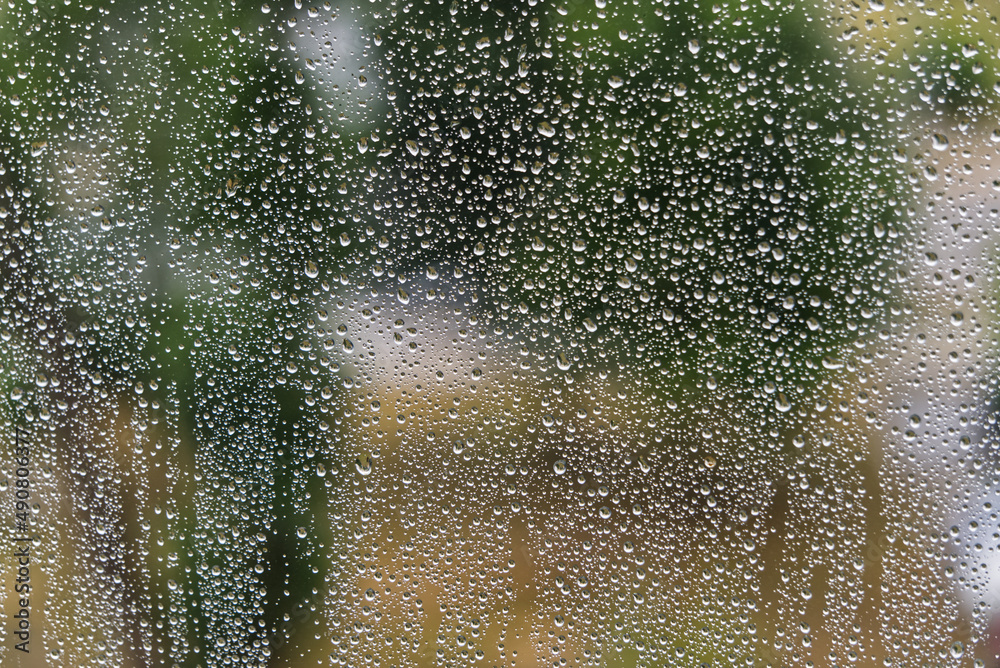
292 3 384 127
877 117 1000 655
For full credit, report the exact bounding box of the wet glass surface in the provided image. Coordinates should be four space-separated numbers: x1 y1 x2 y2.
2 1 1000 666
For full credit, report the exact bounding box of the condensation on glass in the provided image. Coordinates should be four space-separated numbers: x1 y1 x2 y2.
1 0 999 666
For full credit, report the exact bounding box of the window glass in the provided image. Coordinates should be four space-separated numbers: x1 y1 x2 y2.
2 1 999 666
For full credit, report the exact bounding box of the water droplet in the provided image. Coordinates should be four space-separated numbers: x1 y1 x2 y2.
355 457 372 475
821 356 843 370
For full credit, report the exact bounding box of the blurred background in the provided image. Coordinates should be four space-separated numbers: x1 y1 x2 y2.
2 0 1000 666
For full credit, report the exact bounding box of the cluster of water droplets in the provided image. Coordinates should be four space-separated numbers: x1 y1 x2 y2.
2 0 1000 666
